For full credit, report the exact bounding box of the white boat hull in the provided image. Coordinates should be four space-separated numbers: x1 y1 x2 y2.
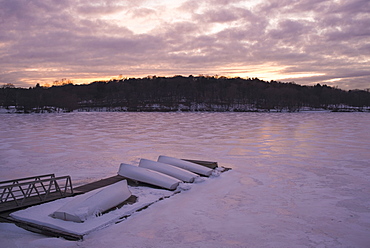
158 155 213 176
52 180 131 223
139 158 199 183
118 163 181 190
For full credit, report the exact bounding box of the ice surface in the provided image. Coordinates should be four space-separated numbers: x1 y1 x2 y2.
1 112 370 248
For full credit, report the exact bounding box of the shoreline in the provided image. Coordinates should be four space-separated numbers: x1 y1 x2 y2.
1 106 369 114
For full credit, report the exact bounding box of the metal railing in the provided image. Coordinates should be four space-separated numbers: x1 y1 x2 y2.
0 174 73 211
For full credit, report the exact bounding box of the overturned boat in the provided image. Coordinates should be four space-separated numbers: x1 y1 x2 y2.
118 163 181 190
138 158 199 183
52 180 132 223
158 155 213 176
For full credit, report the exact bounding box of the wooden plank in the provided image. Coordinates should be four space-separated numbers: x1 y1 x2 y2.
73 175 127 193
182 159 219 169
73 176 124 193
73 175 149 194
5 216 83 241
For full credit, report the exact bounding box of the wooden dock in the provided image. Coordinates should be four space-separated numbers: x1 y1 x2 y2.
0 159 225 240
183 159 218 169
0 175 137 241
5 216 84 241
0 175 132 215
73 175 126 194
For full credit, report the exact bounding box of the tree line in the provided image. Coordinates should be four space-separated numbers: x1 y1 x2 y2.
1 75 369 113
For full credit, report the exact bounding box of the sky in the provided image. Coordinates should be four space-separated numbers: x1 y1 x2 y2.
1 0 369 90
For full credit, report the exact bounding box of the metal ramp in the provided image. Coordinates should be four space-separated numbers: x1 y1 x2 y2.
0 174 73 213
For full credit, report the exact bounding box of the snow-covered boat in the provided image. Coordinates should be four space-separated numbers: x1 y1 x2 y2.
139 158 199 183
118 163 181 190
52 180 131 223
158 155 213 176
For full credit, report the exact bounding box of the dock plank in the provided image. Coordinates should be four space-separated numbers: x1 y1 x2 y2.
182 159 218 169
7 216 83 241
73 175 126 193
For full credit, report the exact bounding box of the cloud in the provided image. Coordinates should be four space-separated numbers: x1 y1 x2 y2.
194 8 243 23
0 0 369 90
128 7 157 18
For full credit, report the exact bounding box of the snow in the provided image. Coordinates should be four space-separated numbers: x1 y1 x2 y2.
139 158 199 183
118 162 181 190
9 183 177 236
51 180 132 223
158 155 213 176
1 112 370 248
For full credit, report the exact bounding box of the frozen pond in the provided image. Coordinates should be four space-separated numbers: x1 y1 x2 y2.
1 112 370 247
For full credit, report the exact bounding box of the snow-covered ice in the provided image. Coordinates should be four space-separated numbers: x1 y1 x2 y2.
1 112 370 248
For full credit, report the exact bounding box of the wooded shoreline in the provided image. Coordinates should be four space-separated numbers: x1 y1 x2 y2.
1 75 369 113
